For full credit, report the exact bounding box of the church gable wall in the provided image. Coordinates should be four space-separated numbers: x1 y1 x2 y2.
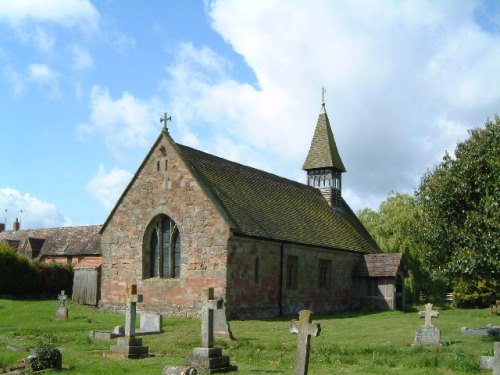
226 236 362 319
100 135 231 316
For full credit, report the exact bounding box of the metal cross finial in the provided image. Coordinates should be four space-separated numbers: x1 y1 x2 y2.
160 112 171 131
321 87 326 104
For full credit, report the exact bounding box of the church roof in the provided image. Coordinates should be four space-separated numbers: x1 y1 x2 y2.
355 253 405 277
302 108 346 172
0 225 102 259
178 144 378 253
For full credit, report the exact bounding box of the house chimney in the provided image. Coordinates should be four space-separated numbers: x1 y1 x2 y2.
13 218 20 231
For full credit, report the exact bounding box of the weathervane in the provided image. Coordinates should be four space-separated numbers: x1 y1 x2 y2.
160 112 171 132
321 87 326 105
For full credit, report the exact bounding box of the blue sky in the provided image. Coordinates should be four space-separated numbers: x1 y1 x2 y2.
1 0 499 229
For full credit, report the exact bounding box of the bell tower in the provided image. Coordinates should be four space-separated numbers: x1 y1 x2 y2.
302 94 346 210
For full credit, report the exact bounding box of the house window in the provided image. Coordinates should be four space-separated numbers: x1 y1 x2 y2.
144 215 181 279
286 256 298 289
254 255 260 284
318 259 331 289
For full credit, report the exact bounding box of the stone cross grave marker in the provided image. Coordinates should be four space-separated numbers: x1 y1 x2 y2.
419 303 439 326
201 287 222 348
55 290 68 320
480 342 500 375
290 310 321 375
124 284 143 337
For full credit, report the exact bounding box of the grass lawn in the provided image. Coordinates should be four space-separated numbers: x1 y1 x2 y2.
0 299 498 374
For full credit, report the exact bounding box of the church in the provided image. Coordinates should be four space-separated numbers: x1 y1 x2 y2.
99 101 405 319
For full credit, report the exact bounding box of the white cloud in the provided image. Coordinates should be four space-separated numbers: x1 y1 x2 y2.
33 26 55 53
77 85 162 159
28 63 60 98
0 0 99 31
3 65 25 96
163 0 500 211
71 45 93 70
85 165 133 211
0 187 72 229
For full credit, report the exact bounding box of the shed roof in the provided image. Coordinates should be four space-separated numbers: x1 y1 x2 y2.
355 253 405 277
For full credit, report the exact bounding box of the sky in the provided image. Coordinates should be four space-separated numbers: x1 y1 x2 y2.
0 0 499 230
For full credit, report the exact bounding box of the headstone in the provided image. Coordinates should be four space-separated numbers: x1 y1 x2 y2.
461 324 500 337
139 313 162 334
186 288 237 373
213 299 235 341
109 284 150 359
55 290 68 320
290 310 321 375
480 342 500 375
414 303 441 346
163 366 197 375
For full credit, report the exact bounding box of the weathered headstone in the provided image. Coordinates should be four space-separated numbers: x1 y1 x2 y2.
461 324 500 337
414 303 441 346
214 299 235 341
290 310 321 375
109 284 149 358
186 288 237 373
162 366 197 375
55 290 68 320
480 342 500 375
139 313 162 334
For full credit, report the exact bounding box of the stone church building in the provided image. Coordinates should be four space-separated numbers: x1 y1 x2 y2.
99 103 405 319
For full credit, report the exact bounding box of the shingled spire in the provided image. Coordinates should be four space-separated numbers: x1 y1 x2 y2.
303 98 346 210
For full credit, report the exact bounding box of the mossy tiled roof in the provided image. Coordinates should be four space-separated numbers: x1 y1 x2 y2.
355 253 405 277
302 111 346 172
178 144 378 253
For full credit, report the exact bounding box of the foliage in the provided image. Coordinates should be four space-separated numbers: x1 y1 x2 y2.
0 242 41 295
31 334 62 371
415 116 500 296
452 279 498 308
36 262 73 295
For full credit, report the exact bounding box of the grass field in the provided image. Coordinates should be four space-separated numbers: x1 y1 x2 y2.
0 299 498 374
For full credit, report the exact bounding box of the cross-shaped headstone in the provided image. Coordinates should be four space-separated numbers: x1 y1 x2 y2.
160 112 171 131
200 288 223 348
290 310 321 375
481 342 500 375
419 303 439 327
58 290 68 307
124 284 143 337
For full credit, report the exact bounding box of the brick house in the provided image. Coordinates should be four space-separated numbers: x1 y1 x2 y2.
100 103 405 318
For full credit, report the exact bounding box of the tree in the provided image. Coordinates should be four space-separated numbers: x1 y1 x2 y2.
415 116 500 300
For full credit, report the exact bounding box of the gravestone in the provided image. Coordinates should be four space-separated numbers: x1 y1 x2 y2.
109 284 150 358
214 299 235 341
186 288 237 373
290 310 321 375
55 290 68 320
139 313 162 334
461 324 500 337
414 303 441 346
162 366 197 375
480 342 500 375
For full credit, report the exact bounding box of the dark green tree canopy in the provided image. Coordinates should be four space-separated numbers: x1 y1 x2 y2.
416 116 500 285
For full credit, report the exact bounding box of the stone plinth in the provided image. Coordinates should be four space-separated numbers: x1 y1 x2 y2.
186 347 236 373
109 337 149 359
414 325 441 346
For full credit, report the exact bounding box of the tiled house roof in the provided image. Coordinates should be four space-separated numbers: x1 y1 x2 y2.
0 225 102 259
355 253 405 277
178 144 379 253
302 110 346 172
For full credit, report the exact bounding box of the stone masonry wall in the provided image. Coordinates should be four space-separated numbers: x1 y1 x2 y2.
226 236 362 319
100 133 231 317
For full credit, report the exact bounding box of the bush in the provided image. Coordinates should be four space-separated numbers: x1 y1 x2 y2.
36 262 73 295
31 335 62 371
453 279 498 308
0 243 41 295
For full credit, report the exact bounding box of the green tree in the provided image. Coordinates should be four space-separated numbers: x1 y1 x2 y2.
415 116 500 301
357 193 431 301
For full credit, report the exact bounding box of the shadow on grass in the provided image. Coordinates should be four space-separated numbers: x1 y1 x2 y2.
247 370 284 373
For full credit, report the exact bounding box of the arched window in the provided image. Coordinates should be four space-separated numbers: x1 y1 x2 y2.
144 215 181 279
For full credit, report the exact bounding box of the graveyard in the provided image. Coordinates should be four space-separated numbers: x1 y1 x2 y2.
1 298 498 374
